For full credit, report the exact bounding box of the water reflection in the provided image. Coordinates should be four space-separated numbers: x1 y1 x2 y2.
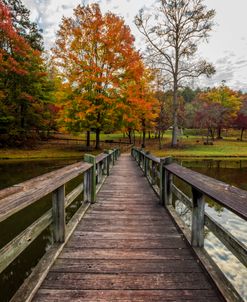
0 158 81 302
175 159 247 301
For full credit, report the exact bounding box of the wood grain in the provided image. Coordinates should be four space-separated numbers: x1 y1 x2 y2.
166 163 247 220
33 154 224 302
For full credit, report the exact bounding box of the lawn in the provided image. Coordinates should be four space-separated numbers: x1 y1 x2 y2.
1 130 247 159
147 133 247 158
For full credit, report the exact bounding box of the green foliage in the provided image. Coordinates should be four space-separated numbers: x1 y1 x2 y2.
180 87 200 103
3 0 43 50
0 1 56 146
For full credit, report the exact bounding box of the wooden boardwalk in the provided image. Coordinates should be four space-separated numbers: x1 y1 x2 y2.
33 154 224 302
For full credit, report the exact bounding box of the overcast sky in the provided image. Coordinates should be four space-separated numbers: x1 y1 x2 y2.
22 0 247 91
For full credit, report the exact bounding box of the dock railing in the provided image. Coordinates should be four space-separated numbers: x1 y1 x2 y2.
132 147 247 302
0 148 120 302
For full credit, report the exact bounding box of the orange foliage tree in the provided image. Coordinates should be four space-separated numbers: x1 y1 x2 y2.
196 84 242 139
0 2 54 144
53 3 155 149
119 65 158 146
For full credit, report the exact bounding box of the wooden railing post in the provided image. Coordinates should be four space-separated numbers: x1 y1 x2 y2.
84 154 96 203
83 169 90 202
104 151 110 176
164 157 173 206
137 149 141 166
160 158 166 205
106 154 109 173
144 152 149 177
112 150 115 166
114 149 118 161
52 185 65 243
191 187 205 247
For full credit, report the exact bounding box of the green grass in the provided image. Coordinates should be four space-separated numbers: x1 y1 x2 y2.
1 130 247 160
0 132 128 159
0 147 84 160
149 135 247 158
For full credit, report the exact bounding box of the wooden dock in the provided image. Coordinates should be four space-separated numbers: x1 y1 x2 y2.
32 155 224 302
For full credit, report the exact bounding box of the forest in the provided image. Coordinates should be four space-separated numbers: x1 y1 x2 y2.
1 0 247 150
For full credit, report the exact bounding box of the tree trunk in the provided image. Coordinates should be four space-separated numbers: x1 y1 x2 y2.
240 128 245 141
209 128 215 140
171 79 178 147
142 119 146 148
148 131 151 139
95 128 100 149
128 129 132 144
86 131 90 147
217 127 222 139
206 128 210 144
133 131 136 145
159 133 162 150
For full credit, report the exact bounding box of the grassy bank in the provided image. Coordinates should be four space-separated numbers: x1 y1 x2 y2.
144 132 247 158
1 131 247 160
0 134 129 159
0 146 84 160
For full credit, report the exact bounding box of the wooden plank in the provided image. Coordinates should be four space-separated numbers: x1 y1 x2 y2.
75 225 177 233
72 231 182 240
59 248 194 260
41 272 212 290
34 289 221 302
166 163 247 220
51 259 202 273
66 238 187 249
32 155 224 302
77 218 174 226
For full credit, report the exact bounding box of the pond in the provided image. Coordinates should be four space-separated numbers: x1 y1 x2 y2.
177 159 247 301
0 158 246 301
0 158 80 302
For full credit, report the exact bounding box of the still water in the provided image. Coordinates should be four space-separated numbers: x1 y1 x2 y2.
0 158 80 302
0 158 246 301
177 159 247 301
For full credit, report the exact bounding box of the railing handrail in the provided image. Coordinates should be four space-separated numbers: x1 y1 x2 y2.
166 162 247 221
0 149 120 287
131 147 246 302
0 161 92 223
95 153 108 164
140 150 160 163
132 147 247 221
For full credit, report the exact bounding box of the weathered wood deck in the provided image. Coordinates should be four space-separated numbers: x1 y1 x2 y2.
33 154 224 302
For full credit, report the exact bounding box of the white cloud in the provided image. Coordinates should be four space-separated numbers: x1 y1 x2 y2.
22 0 247 91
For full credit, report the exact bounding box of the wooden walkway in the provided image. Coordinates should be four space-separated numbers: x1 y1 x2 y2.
33 154 224 302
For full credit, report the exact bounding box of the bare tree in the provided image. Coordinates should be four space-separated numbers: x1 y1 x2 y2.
135 0 216 147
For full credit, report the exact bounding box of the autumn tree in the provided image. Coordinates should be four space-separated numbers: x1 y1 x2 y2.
117 62 158 146
234 98 247 141
0 2 54 145
53 3 145 149
3 0 43 50
135 0 216 147
197 84 242 139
